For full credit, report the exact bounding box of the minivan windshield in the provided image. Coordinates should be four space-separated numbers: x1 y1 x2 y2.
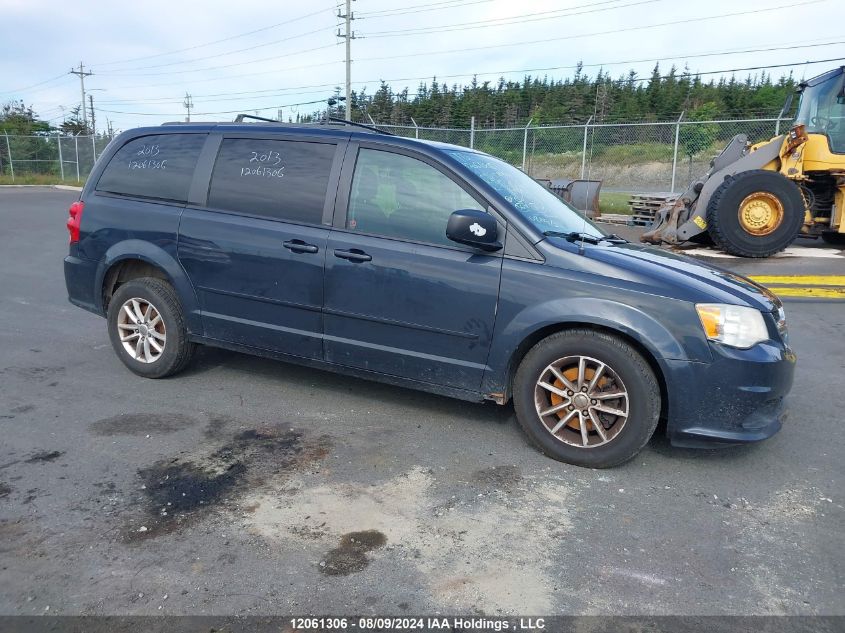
447 150 604 237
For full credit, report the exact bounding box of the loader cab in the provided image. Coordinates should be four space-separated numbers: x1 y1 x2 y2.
794 66 845 154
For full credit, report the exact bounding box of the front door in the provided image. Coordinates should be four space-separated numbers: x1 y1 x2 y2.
178 136 342 359
323 146 503 392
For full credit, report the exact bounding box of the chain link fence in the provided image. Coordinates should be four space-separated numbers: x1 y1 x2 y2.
0 133 113 183
1 116 787 192
374 116 787 193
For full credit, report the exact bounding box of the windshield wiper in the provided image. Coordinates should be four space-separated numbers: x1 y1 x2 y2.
542 231 628 244
602 233 629 243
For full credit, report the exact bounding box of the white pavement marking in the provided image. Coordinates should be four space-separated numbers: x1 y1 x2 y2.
678 246 844 259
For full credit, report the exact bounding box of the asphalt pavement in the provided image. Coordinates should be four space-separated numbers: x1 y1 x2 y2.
0 187 843 616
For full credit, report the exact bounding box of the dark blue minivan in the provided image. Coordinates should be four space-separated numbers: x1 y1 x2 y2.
64 121 796 467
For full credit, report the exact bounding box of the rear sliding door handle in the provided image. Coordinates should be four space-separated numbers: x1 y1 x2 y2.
333 249 372 262
283 240 319 254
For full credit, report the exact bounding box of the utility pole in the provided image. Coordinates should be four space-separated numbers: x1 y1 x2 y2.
183 93 194 122
88 94 96 137
69 63 93 132
336 0 355 121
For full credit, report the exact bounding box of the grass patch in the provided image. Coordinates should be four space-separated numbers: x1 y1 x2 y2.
596 143 674 164
0 174 85 186
599 191 633 215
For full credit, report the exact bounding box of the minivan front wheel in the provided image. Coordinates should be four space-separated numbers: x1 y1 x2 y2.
107 277 195 378
513 329 660 468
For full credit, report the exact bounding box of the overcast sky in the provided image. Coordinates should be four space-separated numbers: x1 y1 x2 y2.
1 0 842 133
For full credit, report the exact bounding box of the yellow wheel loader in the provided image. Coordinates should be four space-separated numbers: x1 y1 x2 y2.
641 66 845 257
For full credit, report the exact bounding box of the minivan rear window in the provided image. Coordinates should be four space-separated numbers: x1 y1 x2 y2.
207 138 336 224
96 133 206 203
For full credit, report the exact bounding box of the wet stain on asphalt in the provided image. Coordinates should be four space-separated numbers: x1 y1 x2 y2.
90 413 197 436
320 530 387 576
125 426 331 542
140 461 246 518
0 482 11 498
25 450 64 464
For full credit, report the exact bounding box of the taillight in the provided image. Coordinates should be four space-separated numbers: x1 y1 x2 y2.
67 201 84 243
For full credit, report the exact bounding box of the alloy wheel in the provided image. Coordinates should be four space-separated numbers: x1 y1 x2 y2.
533 355 629 448
116 297 166 363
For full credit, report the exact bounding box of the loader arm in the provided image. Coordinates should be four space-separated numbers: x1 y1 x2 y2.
641 134 788 245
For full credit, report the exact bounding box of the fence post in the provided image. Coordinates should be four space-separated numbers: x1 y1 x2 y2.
774 101 790 136
580 116 593 179
4 131 13 182
91 135 97 163
410 117 419 139
57 133 65 181
470 116 475 149
74 134 80 182
521 118 533 172
670 111 685 194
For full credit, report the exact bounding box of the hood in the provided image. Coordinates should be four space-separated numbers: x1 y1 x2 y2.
542 238 780 313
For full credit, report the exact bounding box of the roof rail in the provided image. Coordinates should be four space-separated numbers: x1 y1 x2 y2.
233 114 279 123
228 113 393 136
326 116 393 136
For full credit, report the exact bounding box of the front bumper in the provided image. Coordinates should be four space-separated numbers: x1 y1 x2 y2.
664 340 796 448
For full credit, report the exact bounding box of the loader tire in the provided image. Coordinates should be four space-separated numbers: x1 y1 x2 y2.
706 170 804 258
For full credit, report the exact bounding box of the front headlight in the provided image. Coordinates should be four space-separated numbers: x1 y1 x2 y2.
695 303 769 349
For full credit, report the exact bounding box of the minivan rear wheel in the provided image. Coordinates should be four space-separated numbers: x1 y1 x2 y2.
107 277 195 378
513 329 660 468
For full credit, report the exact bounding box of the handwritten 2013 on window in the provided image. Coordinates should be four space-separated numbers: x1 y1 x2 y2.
128 144 166 170
240 150 285 178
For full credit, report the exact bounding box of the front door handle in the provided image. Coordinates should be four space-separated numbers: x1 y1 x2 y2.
333 248 372 263
283 240 318 254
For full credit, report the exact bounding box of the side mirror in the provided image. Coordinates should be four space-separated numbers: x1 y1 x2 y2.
446 209 502 252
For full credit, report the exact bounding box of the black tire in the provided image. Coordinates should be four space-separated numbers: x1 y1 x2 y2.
706 170 805 257
512 329 660 468
820 231 845 246
106 277 195 378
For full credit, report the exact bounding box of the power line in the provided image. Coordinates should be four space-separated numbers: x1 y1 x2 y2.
98 46 339 78
96 97 331 117
94 0 835 90
95 4 337 68
363 0 826 39
100 25 335 73
357 0 492 18
0 73 70 97
364 0 657 36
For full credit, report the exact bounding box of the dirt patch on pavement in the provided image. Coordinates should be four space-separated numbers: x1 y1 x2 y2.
90 413 197 436
244 465 578 613
0 482 11 498
24 450 64 464
320 530 387 576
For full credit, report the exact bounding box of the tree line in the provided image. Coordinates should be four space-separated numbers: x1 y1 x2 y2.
311 64 797 127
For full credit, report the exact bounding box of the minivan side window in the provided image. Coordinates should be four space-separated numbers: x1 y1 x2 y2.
207 138 336 224
96 133 206 203
347 148 485 247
